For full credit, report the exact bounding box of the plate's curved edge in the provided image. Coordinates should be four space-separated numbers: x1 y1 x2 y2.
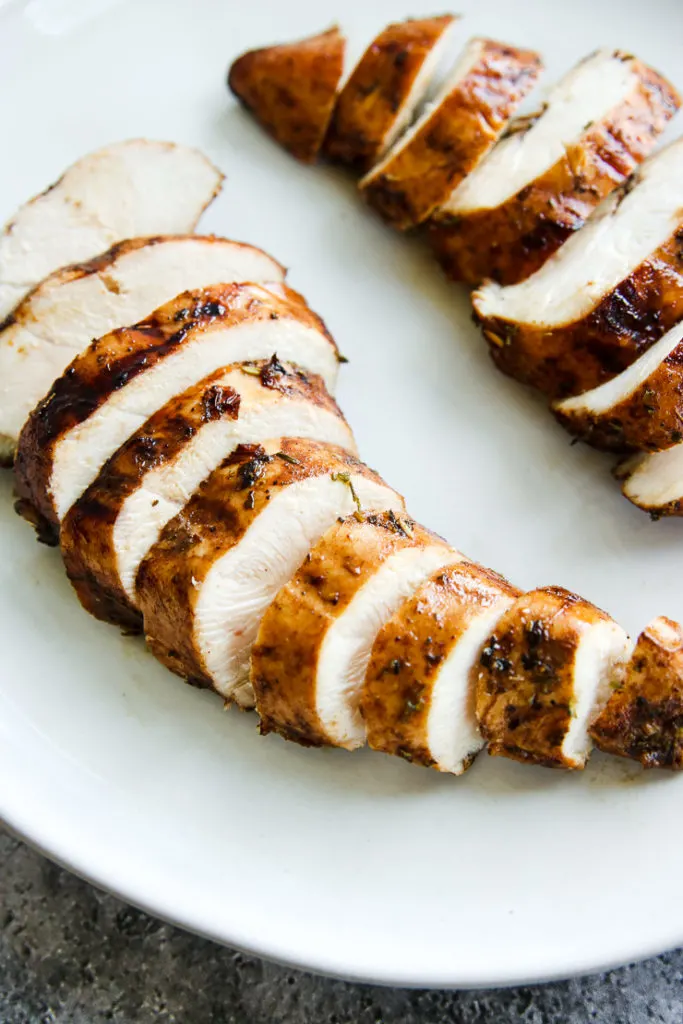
1 792 679 989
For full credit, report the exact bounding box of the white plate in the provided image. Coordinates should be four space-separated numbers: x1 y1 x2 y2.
2 0 683 989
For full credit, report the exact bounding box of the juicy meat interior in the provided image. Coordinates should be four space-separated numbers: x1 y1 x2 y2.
0 139 223 321
474 137 683 328
0 235 286 461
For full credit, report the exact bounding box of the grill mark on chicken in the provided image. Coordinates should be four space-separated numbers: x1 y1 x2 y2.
325 15 457 170
430 54 679 286
14 282 337 530
0 234 286 461
60 363 353 627
359 39 542 229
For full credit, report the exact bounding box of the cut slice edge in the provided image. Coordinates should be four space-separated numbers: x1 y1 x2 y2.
194 472 404 706
316 544 464 750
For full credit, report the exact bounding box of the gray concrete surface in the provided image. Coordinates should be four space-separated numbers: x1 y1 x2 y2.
1 826 681 1024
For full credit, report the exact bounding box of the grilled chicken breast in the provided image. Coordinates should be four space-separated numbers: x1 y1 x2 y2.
475 587 632 769
360 561 518 774
324 15 457 170
553 321 683 453
0 236 286 463
431 50 679 286
252 510 460 749
616 444 683 517
137 441 402 707
590 617 683 768
228 27 346 163
473 137 683 398
359 38 542 230
14 283 339 534
0 140 223 322
60 360 355 629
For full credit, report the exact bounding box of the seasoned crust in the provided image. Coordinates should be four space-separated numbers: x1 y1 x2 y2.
475 586 619 769
553 337 683 454
590 617 683 769
360 561 519 770
14 283 334 531
137 441 392 692
60 359 347 629
360 40 542 230
430 56 680 286
228 27 346 163
251 510 445 748
324 15 456 171
473 218 683 399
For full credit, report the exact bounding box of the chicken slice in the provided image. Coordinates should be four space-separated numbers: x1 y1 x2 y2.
60 359 355 629
252 510 460 749
472 137 683 398
553 321 683 453
324 15 457 171
359 38 542 230
228 27 346 163
475 587 632 769
0 140 223 322
590 616 683 768
360 561 519 774
616 443 683 517
14 284 339 533
136 441 403 707
431 50 679 286
0 236 286 463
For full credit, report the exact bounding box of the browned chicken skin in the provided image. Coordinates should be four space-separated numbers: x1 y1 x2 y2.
360 39 542 230
429 55 680 287
14 283 336 533
475 587 630 769
361 560 519 772
228 27 346 163
60 359 351 630
252 510 453 748
590 618 683 769
136 440 399 703
324 15 457 170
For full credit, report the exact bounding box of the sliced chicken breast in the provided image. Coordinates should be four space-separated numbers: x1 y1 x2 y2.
360 561 519 774
60 359 355 629
359 38 542 230
590 616 683 768
473 137 683 398
475 587 632 769
553 321 683 453
228 27 346 163
324 15 457 171
431 50 679 286
0 140 223 322
137 441 403 707
14 283 339 533
0 236 286 463
252 510 461 749
616 444 683 517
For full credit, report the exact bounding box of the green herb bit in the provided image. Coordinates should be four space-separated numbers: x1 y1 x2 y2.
276 451 302 466
331 471 363 520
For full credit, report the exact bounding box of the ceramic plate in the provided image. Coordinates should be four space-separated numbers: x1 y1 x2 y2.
2 0 683 988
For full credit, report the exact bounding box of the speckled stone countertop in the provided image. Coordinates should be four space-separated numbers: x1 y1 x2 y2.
1 826 681 1024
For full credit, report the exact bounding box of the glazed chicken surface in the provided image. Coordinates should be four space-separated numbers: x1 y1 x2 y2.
4 15 683 782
